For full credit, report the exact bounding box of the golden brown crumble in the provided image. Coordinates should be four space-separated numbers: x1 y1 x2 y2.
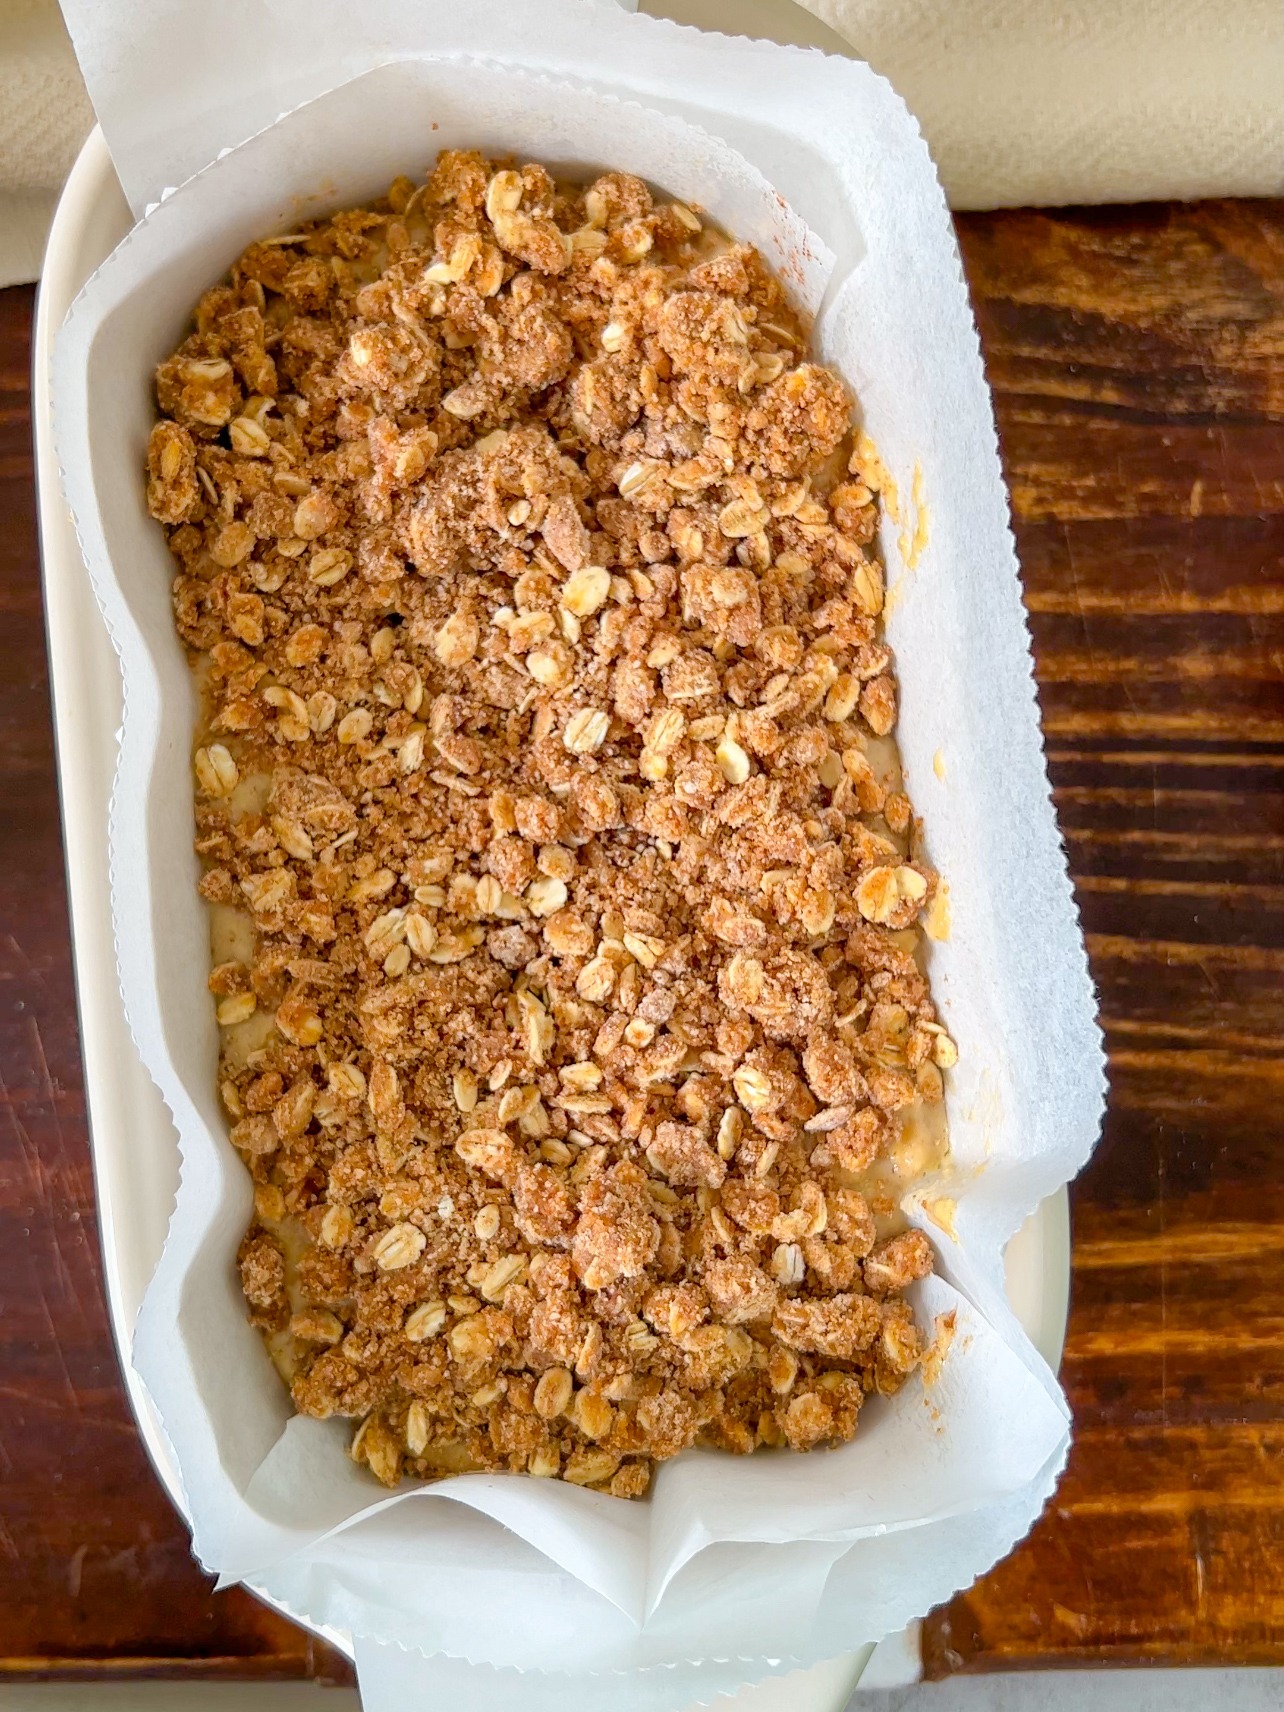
148 151 952 1500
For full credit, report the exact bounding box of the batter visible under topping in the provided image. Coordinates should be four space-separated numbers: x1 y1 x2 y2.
147 150 952 1499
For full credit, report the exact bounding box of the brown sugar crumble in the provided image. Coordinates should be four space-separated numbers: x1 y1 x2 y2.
147 150 954 1500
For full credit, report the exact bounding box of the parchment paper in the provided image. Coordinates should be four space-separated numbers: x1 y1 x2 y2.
51 2 1105 1703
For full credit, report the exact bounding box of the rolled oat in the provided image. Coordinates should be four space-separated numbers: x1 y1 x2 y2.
150 150 952 1499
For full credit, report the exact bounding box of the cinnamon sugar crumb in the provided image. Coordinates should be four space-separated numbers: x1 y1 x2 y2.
149 150 951 1498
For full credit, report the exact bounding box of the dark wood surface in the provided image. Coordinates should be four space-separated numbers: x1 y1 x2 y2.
2 198 1282 1681
925 201 1284 1673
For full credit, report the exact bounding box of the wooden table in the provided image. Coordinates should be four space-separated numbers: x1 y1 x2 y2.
3 198 1282 1682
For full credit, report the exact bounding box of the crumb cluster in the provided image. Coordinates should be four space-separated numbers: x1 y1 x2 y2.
148 151 950 1498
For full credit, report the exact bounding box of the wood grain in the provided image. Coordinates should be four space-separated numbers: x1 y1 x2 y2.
1 197 1282 1679
0 284 351 1685
923 201 1284 1672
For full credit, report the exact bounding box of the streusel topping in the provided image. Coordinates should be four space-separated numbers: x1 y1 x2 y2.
148 151 950 1500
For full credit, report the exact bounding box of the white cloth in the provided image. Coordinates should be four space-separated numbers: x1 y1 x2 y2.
793 0 1284 208
0 0 92 286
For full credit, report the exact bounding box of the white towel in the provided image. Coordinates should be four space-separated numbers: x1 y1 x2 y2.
792 0 1284 209
0 0 92 287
